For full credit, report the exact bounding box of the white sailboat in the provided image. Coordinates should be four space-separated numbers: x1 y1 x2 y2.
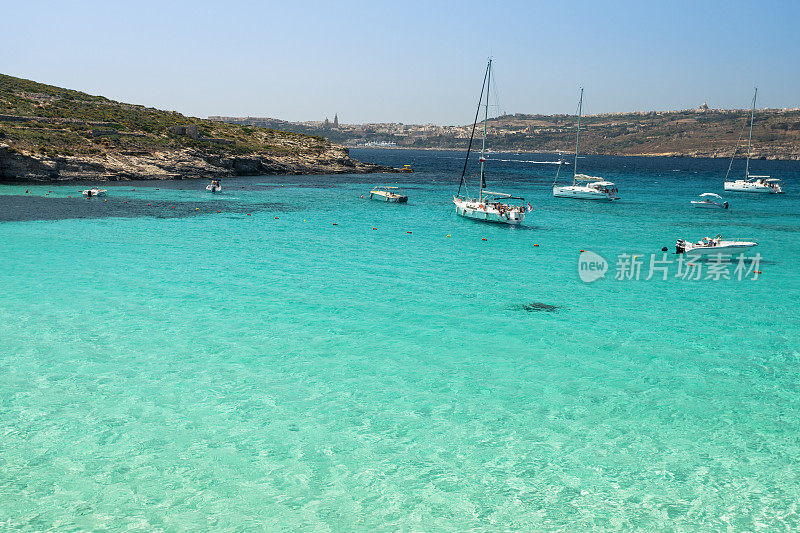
553 88 619 201
723 88 784 194
453 59 528 225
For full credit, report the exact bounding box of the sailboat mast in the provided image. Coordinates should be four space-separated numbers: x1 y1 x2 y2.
573 87 583 183
479 59 491 202
745 87 756 179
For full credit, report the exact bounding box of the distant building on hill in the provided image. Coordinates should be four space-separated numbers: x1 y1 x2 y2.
699 102 709 112
333 113 339 128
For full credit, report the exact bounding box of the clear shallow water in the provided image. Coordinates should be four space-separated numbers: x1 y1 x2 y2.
1 149 799 530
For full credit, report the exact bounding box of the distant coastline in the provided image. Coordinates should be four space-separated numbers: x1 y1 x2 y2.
214 108 800 162
350 144 791 161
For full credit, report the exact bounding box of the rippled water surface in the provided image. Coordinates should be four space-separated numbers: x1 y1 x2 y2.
1 149 799 530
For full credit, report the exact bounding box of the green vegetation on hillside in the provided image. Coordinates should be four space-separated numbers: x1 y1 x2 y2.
0 73 329 158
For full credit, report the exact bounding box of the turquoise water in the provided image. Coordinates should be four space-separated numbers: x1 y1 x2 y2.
1 150 799 530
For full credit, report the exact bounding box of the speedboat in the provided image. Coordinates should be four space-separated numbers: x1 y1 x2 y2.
453 59 528 226
691 193 728 209
82 188 107 197
206 179 222 193
553 88 619 201
723 88 785 194
397 165 413 173
369 186 408 203
676 235 757 255
553 175 619 201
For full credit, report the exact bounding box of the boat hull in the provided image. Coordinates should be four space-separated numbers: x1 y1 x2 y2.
724 181 782 193
676 241 758 255
370 192 407 203
690 201 727 209
453 197 525 225
553 186 617 201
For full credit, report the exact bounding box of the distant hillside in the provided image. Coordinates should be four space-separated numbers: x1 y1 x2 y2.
0 74 390 181
213 108 800 161
477 109 800 160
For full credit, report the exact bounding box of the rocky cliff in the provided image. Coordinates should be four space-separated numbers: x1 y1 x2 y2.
0 74 392 181
0 142 387 181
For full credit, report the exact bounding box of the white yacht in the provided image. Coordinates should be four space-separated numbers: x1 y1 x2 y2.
691 193 728 209
206 179 222 193
553 88 619 201
554 174 619 200
676 235 757 255
82 188 107 197
723 88 784 194
369 186 408 203
453 59 528 225
725 176 783 193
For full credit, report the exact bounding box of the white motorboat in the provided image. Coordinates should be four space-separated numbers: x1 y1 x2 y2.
553 88 619 201
206 179 222 193
723 88 784 194
369 186 408 203
453 59 528 226
676 235 757 255
82 188 107 197
691 192 728 209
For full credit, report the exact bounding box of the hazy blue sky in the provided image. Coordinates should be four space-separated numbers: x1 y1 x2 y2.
2 0 798 124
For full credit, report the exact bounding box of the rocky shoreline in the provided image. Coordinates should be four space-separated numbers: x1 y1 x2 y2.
0 143 394 182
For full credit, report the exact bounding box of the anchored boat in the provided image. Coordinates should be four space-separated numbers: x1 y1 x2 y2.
82 188 107 197
553 88 619 201
206 179 222 193
369 186 408 203
676 235 757 255
723 88 784 194
453 59 528 225
691 193 728 209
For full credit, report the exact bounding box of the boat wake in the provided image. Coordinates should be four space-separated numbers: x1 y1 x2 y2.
496 159 569 165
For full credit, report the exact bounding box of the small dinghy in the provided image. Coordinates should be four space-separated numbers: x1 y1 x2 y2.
676 234 757 255
206 179 222 193
369 186 408 203
691 192 728 209
82 188 107 197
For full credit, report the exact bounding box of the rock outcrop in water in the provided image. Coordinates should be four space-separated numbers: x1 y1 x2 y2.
0 74 393 181
509 302 560 312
